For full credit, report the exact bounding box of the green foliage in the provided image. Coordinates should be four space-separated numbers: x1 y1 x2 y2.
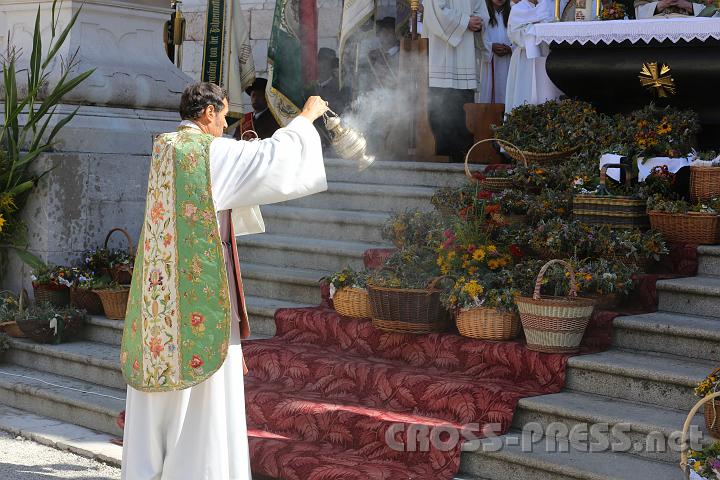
324 267 370 290
0 0 94 272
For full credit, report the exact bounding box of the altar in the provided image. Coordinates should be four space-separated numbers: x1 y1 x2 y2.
531 18 720 148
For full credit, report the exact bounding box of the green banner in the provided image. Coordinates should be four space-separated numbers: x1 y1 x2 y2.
202 0 226 84
266 0 303 126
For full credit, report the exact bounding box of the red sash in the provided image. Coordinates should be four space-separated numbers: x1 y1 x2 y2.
241 112 254 137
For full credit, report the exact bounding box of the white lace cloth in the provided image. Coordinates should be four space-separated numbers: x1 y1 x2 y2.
531 18 720 46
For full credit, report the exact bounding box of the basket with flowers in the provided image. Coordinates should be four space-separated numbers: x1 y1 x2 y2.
631 105 699 160
647 195 720 245
381 209 443 249
572 258 635 310
600 1 626 19
685 441 720 480
69 269 111 315
30 263 74 307
325 267 372 319
696 369 720 439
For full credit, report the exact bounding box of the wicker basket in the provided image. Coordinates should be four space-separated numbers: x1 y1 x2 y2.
368 279 451 334
32 282 70 307
456 307 520 341
681 392 720 478
649 211 720 245
465 138 527 191
690 165 720 202
94 288 130 320
705 396 720 439
16 310 86 344
70 287 104 315
104 228 135 285
0 321 25 338
573 164 649 229
503 143 580 164
333 287 372 319
516 259 595 353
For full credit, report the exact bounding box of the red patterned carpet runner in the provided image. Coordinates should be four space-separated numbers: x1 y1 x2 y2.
242 244 696 479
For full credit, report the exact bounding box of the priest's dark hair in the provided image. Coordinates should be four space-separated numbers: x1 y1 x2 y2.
486 0 510 27
179 82 228 120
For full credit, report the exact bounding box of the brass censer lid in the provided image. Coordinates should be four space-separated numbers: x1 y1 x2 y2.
323 109 375 172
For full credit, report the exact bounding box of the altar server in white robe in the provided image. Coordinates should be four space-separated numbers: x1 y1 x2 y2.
478 0 513 103
425 0 490 160
121 83 328 480
635 0 705 17
504 0 563 114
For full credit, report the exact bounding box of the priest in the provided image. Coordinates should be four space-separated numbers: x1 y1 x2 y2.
119 82 328 480
504 0 563 114
634 0 706 17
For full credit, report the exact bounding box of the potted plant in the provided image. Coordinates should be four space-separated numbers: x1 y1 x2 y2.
15 302 86 344
325 267 372 319
30 263 73 307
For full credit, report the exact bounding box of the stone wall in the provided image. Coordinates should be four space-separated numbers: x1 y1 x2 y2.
178 0 343 108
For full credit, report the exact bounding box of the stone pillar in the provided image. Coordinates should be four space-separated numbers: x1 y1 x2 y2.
0 0 192 294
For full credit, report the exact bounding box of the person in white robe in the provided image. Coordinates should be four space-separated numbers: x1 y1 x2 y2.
478 0 512 104
635 0 705 17
504 0 563 115
121 87 329 480
424 0 490 160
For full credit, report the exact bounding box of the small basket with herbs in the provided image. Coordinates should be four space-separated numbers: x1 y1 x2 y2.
30 264 73 307
515 259 595 353
695 368 720 439
70 269 110 315
492 100 600 163
326 267 372 319
103 228 135 285
367 249 452 334
15 301 86 344
464 138 527 192
647 195 720 245
0 290 26 338
573 163 649 229
93 283 130 320
690 154 720 203
681 392 720 479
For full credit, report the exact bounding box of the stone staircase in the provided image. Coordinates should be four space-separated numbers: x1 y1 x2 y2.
0 159 716 480
458 248 720 479
240 158 466 336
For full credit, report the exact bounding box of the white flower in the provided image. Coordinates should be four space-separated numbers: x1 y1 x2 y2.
58 277 72 287
30 275 37 281
329 283 336 299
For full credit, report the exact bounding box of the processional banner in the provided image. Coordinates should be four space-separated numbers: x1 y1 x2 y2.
202 0 256 117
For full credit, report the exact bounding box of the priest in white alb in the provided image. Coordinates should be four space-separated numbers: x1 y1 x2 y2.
119 82 329 480
504 0 563 114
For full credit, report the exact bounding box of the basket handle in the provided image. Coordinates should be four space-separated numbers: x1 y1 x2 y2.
533 259 577 301
104 228 134 256
426 275 455 292
680 391 720 473
599 163 632 194
464 138 528 182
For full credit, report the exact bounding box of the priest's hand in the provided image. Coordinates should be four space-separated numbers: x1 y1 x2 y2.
492 43 512 56
300 96 330 122
468 16 483 32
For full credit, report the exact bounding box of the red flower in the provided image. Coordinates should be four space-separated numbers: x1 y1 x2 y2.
191 312 205 327
477 190 493 200
509 244 524 258
471 171 486 181
190 354 204 369
149 336 164 358
485 204 501 215
132 359 140 371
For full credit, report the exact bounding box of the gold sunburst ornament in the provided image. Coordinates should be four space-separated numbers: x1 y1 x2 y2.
639 62 676 98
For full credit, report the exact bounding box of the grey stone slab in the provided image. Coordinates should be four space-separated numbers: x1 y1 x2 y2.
245 295 312 337
697 245 720 277
324 158 468 187
461 432 684 480
284 181 436 212
657 276 720 318
241 262 326 305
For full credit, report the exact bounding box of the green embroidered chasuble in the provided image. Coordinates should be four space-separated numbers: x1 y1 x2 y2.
120 129 232 392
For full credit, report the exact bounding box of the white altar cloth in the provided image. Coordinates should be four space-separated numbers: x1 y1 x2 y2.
531 18 720 46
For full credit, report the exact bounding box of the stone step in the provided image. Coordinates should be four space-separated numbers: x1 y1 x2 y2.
461 431 683 480
0 364 124 436
245 295 311 338
284 181 436 212
613 312 720 362
513 390 706 464
697 245 720 277
241 262 327 305
261 205 390 244
657 275 720 318
324 158 468 187
237 233 370 272
5 338 123 390
565 349 714 411
81 315 123 347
